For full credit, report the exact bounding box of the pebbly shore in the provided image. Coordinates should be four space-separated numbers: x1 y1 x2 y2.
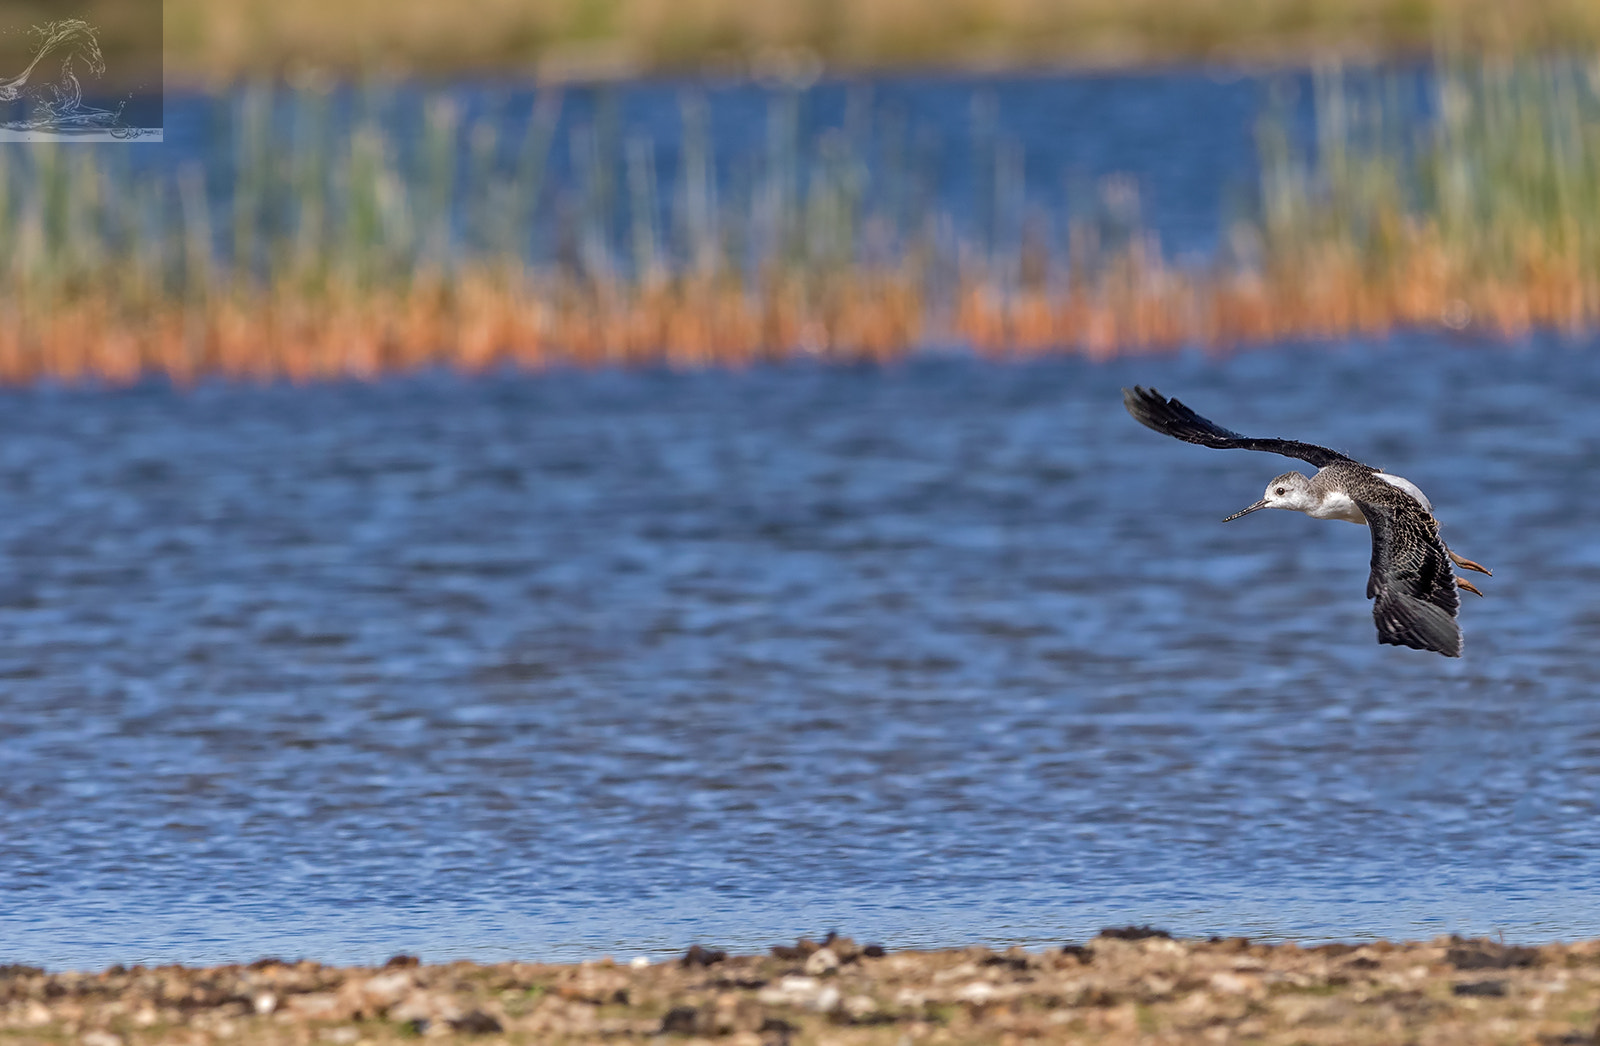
2 929 1596 1045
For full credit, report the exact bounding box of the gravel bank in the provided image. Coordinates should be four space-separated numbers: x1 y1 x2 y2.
3 929 1596 1044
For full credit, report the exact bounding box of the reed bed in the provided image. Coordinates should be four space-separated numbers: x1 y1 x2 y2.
10 58 1600 385
953 56 1600 355
1248 58 1600 339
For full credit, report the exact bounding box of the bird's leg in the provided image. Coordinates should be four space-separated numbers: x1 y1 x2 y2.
1448 549 1492 576
1456 577 1485 598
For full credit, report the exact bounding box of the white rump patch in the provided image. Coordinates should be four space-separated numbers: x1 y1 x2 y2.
1376 472 1432 512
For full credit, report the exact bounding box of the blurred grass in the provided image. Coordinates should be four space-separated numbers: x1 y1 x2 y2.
0 81 936 379
1231 55 1600 340
165 0 1600 81
7 54 1600 382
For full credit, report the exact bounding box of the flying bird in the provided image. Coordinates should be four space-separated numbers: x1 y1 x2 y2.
1122 386 1490 657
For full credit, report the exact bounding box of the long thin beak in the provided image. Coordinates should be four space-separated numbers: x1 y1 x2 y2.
1222 499 1268 522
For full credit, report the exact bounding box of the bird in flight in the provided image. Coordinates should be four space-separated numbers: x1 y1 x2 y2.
1123 386 1491 657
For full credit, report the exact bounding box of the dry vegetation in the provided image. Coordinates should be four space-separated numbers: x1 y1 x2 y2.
162 0 1600 80
8 58 1600 382
3 931 1599 1045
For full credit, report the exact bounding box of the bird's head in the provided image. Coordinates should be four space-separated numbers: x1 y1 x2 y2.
1223 471 1317 521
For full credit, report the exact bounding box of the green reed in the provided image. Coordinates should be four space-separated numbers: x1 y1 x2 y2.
1253 56 1600 285
0 79 1092 319
5 54 1600 380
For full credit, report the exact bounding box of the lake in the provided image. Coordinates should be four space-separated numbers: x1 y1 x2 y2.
0 330 1597 969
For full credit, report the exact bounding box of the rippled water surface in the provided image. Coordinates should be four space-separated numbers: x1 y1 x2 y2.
2 335 1599 969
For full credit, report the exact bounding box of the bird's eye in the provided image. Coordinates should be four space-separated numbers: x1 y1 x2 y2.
1274 487 1286 496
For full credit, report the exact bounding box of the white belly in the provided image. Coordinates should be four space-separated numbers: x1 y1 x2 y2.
1310 490 1369 524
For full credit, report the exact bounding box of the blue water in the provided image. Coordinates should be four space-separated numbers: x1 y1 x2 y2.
0 331 1597 970
147 70 1267 261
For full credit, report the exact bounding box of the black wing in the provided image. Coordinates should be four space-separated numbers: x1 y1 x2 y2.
1122 386 1359 469
1355 494 1462 657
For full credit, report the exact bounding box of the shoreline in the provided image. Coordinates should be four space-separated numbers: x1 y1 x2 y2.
4 930 1596 1044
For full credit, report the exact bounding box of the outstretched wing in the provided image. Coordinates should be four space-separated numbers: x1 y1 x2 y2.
1355 494 1462 657
1122 386 1359 469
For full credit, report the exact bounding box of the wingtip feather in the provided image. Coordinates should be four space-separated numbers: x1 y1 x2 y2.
1374 593 1463 657
1122 385 1185 436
